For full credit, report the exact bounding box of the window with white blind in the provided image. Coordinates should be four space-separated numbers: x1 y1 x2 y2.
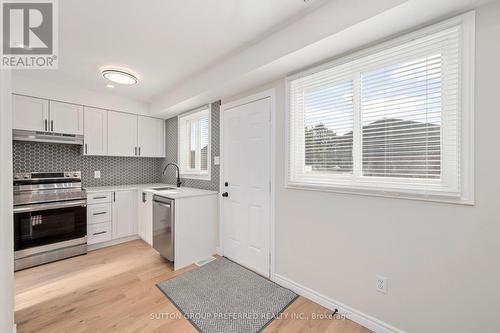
178 106 211 180
286 13 474 203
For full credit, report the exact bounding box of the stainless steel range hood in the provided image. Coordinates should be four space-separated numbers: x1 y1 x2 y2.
13 129 84 145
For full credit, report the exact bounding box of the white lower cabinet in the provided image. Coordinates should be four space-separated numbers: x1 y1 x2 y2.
87 193 113 245
138 191 153 245
88 222 112 244
86 186 217 265
87 203 112 223
112 190 138 239
87 190 137 246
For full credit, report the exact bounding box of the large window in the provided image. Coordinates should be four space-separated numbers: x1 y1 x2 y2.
178 106 211 180
287 14 474 203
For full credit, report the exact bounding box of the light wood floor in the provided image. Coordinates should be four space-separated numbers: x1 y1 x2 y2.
15 240 371 333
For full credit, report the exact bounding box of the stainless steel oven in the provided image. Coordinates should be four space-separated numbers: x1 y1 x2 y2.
13 172 87 271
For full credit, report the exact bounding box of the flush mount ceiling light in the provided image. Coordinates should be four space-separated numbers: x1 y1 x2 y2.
102 69 138 85
105 84 115 88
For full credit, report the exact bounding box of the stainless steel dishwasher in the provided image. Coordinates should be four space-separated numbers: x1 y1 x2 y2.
152 195 174 261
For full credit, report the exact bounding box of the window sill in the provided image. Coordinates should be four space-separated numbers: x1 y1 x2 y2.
284 183 474 206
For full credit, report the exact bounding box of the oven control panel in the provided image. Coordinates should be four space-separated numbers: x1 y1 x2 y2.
13 171 81 181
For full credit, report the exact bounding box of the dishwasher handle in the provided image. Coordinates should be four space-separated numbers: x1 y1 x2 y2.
154 202 171 209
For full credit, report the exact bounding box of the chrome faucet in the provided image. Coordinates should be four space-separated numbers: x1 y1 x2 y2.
162 163 182 188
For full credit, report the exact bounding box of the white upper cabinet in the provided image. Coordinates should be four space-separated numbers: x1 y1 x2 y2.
83 107 108 155
48 101 84 135
12 95 49 132
13 94 165 158
138 116 165 157
13 95 84 135
107 111 138 157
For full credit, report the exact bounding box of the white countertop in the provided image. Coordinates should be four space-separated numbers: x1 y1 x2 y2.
85 183 218 199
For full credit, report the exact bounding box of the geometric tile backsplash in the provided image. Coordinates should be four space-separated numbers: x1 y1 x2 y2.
13 141 164 188
13 100 221 191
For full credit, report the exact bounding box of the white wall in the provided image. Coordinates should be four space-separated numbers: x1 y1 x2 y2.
0 69 14 332
222 2 500 332
12 75 150 115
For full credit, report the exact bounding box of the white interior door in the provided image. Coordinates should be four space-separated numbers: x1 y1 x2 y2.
222 96 271 277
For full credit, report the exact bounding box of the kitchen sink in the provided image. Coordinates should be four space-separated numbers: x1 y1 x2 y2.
152 187 178 191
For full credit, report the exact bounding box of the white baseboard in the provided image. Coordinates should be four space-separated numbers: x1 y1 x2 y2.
13 324 16 333
272 273 406 333
87 235 140 251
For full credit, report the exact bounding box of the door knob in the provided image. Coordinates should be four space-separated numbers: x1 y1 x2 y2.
222 192 229 197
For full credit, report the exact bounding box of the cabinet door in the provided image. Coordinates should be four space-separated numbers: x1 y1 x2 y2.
144 193 153 245
137 116 165 157
138 191 153 245
112 190 138 239
12 95 49 132
107 111 138 157
83 107 108 155
137 192 145 240
49 101 84 134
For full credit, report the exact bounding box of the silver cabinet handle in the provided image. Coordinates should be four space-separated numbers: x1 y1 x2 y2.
44 119 48 131
85 144 88 154
138 147 141 156
93 212 107 216
134 147 137 156
92 196 106 199
50 120 54 132
93 231 107 236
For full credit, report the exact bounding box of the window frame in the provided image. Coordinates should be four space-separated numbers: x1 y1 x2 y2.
285 12 475 204
178 105 211 181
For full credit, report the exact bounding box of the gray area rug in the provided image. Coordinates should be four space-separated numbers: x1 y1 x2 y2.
157 257 298 333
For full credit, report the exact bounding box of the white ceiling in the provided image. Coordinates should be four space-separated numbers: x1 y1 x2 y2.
14 0 328 103
14 0 493 118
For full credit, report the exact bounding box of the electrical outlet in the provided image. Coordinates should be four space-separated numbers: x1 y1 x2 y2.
94 171 101 179
376 275 388 294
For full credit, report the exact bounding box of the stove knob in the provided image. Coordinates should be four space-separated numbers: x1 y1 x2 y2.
23 175 29 179
65 174 70 177
73 173 78 177
14 175 19 179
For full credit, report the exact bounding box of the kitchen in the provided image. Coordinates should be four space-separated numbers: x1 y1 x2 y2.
12 93 219 272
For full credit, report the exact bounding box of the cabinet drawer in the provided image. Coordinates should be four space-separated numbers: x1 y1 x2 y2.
87 192 112 204
88 222 112 245
87 203 112 224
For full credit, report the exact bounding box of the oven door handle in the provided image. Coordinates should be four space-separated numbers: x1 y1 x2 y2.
14 200 87 213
